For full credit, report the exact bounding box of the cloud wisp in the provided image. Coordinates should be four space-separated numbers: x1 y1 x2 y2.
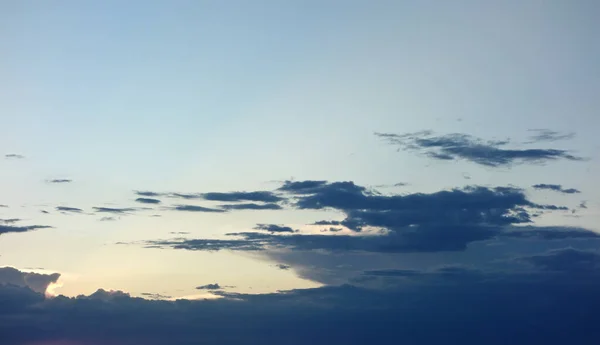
5 154 25 159
532 184 581 194
0 224 52 236
375 131 583 167
47 179 73 184
526 129 576 143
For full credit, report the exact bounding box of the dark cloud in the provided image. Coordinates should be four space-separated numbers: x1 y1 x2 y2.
375 131 583 167
580 201 588 209
219 203 282 210
56 206 83 213
202 191 283 203
0 224 52 236
527 129 575 143
149 225 598 254
93 207 138 214
170 205 226 213
532 184 581 194
254 224 296 233
521 248 600 273
0 204 8 208
40 210 49 214
275 264 291 270
134 191 164 197
144 181 595 254
5 154 25 159
1 260 600 345
135 197 161 204
196 283 222 290
47 179 73 184
0 218 21 224
0 267 60 294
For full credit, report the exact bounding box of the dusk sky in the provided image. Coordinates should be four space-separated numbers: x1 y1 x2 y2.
1 1 600 344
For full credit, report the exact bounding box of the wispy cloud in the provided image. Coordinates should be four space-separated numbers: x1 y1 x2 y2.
4 154 25 159
93 207 138 214
254 224 296 233
526 129 575 143
0 224 52 236
532 184 581 194
375 131 583 167
219 203 282 210
46 179 73 184
170 205 226 213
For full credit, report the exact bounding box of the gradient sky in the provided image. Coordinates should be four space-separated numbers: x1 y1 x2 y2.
1 1 600 344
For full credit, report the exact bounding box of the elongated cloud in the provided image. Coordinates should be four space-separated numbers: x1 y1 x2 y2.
0 224 52 236
532 184 581 194
375 131 583 167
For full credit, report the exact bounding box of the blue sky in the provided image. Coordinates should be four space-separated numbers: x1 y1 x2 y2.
1 1 600 344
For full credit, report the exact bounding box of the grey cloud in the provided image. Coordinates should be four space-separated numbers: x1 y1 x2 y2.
99 217 117 222
196 283 222 290
254 224 296 233
0 218 21 224
521 248 600 273
135 198 161 204
202 191 283 203
134 191 164 197
580 201 588 209
527 129 575 143
0 224 52 236
47 179 72 184
532 184 581 194
93 207 138 214
140 292 172 300
275 264 291 270
170 205 226 213
5 154 25 159
219 203 282 210
0 267 60 294
375 131 583 167
56 206 83 213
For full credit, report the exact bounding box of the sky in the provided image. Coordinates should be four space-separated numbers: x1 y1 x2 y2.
1 1 600 344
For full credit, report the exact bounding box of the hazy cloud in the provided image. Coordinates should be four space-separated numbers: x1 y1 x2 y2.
0 218 21 224
134 191 164 197
527 129 575 143
5 154 25 159
375 131 583 167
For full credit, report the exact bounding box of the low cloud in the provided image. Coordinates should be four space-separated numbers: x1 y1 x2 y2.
140 292 172 300
532 184 581 194
275 264 291 270
0 218 21 224
134 191 164 197
375 131 583 167
0 267 60 294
